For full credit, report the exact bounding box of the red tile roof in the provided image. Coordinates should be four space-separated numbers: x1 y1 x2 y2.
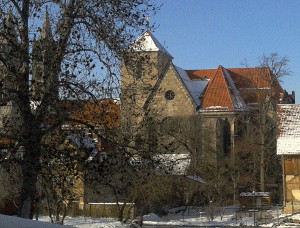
201 66 235 111
186 69 216 80
186 66 285 112
60 99 120 130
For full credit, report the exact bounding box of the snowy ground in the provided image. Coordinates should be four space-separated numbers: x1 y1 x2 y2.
3 206 300 227
0 214 72 228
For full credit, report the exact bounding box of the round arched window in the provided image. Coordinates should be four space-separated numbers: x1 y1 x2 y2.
165 90 175 100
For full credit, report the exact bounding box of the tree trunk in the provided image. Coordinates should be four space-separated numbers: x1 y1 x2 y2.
260 143 265 192
260 107 266 192
18 141 41 219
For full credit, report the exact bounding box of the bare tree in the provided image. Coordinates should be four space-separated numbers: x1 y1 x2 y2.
239 53 291 192
38 131 86 224
0 0 158 219
258 53 291 79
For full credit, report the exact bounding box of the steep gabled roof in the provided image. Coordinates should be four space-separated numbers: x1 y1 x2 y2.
277 104 300 155
186 66 287 111
201 66 233 111
131 31 172 56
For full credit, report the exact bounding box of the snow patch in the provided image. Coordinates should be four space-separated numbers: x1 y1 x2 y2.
154 153 191 175
0 214 72 228
186 175 206 184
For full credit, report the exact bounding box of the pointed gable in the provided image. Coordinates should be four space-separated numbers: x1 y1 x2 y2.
131 31 172 56
145 63 196 117
175 66 209 106
201 66 235 111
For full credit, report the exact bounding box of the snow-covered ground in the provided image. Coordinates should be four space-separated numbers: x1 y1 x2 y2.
37 206 285 227
3 206 300 227
0 214 72 228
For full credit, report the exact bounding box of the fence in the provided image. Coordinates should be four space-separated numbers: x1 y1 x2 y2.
83 202 135 219
38 201 135 219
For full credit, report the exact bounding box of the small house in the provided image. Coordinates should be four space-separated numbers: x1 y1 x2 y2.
277 104 300 214
239 192 271 210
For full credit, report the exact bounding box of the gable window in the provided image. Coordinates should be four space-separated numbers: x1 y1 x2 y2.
165 90 175 100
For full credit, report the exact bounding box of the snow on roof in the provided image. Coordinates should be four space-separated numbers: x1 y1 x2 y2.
186 175 206 184
222 68 248 111
30 100 41 111
132 31 172 56
154 153 191 175
240 192 271 197
66 134 99 161
174 65 209 106
277 104 300 155
206 106 230 110
67 134 96 149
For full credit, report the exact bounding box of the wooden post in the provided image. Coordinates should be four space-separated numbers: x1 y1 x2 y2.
282 156 286 208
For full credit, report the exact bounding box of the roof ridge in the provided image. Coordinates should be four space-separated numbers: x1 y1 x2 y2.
142 60 173 111
173 65 198 107
220 66 235 109
201 66 221 99
222 68 248 110
203 66 226 92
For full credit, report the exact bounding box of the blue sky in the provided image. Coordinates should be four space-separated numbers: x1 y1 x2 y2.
150 0 300 102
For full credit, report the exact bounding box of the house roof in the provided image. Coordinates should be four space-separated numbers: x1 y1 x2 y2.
228 68 284 105
186 66 249 112
131 31 172 56
185 66 285 112
186 69 216 80
240 192 271 197
188 67 282 90
201 66 236 111
199 66 249 111
277 104 300 155
63 99 120 130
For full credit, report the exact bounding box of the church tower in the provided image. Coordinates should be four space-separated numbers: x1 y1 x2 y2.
121 31 173 131
0 11 21 133
32 10 58 101
0 10 18 102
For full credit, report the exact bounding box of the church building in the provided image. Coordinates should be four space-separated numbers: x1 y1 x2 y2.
121 31 295 201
